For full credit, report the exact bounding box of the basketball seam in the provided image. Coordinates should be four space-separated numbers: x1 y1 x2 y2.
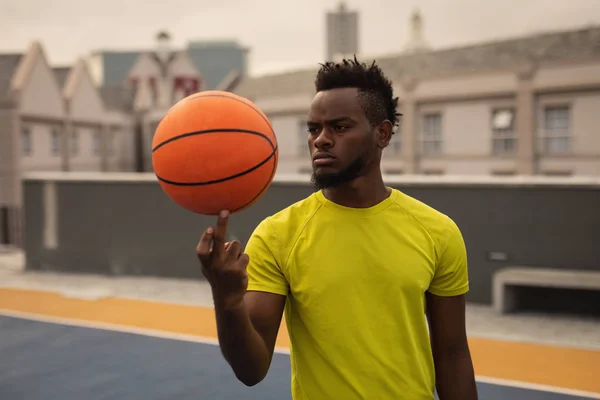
179 93 277 148
152 128 275 153
155 145 278 186
188 93 279 212
230 150 278 213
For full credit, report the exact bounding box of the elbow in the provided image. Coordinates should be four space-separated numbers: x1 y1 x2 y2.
239 377 262 387
235 370 267 387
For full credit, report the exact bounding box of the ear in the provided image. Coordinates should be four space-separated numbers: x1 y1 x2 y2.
376 120 394 149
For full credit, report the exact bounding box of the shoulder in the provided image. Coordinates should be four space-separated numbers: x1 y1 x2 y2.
266 191 322 226
391 189 458 250
251 191 323 246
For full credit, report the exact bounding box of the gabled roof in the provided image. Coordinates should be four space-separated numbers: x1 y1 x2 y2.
234 25 600 99
0 54 23 102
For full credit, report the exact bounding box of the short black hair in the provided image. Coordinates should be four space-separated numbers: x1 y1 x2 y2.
314 56 401 129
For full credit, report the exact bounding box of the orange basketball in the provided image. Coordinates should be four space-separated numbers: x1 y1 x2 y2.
151 90 278 215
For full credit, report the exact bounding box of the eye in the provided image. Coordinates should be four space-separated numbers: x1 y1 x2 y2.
307 126 320 134
334 125 349 132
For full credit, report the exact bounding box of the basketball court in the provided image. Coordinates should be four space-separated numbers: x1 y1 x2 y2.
1 283 599 400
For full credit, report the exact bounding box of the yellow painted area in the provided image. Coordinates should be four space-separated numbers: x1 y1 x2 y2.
469 337 600 394
0 287 598 394
0 287 290 348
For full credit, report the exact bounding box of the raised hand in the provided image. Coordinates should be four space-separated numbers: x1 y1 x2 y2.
196 210 250 310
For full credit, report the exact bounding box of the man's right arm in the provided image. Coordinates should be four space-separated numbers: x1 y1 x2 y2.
213 218 289 386
214 291 286 386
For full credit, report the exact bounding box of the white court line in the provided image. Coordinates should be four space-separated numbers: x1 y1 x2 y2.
475 376 600 399
5 285 597 352
465 332 600 352
0 309 290 354
1 309 598 399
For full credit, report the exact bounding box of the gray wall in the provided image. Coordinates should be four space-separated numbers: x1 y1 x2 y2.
22 174 600 305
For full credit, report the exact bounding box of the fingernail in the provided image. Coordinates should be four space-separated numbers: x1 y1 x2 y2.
220 210 229 218
207 227 213 234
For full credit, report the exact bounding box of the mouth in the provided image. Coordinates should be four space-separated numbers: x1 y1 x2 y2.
312 153 336 167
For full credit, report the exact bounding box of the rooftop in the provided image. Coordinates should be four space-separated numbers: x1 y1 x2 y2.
234 25 600 99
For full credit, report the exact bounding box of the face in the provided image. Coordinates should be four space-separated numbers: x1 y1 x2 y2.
305 88 392 190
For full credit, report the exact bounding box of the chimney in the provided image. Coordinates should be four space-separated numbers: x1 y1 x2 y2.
156 30 172 66
404 9 430 53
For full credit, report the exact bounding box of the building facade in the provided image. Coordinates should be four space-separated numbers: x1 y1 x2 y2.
0 42 134 246
234 26 600 177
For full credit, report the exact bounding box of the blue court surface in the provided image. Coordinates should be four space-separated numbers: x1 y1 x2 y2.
0 315 596 400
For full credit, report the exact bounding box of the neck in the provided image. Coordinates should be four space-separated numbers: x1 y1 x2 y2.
321 169 390 208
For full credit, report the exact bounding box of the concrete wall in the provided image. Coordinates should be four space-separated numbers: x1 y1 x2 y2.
21 173 600 305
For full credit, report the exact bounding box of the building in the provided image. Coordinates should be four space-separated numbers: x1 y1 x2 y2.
326 2 359 62
233 24 600 177
186 40 248 91
0 41 134 245
86 33 248 171
87 50 141 88
0 31 248 246
86 39 247 91
403 10 431 54
123 31 204 171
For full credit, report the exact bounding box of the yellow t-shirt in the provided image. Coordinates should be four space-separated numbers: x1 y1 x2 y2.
245 188 469 399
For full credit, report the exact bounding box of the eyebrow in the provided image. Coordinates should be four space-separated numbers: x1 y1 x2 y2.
307 117 353 125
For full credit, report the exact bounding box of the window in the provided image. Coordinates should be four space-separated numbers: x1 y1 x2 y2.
92 130 101 155
540 106 570 154
21 127 32 156
298 120 309 157
70 130 79 156
491 109 516 155
51 128 60 156
421 113 442 155
107 130 115 156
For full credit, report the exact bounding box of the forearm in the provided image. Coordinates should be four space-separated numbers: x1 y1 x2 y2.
214 300 271 386
434 348 478 400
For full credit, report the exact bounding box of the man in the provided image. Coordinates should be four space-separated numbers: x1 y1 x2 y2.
197 57 478 399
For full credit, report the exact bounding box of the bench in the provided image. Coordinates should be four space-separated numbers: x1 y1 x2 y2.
492 266 600 314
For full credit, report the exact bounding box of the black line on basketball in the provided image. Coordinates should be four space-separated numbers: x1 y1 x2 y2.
155 145 278 187
183 93 277 148
152 128 275 153
231 148 279 213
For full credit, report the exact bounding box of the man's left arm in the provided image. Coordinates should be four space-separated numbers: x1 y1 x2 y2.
426 217 478 400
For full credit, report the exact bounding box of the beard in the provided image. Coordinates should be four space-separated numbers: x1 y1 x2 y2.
310 151 369 190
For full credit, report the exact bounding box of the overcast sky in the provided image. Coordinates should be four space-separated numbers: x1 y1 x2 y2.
1 0 599 76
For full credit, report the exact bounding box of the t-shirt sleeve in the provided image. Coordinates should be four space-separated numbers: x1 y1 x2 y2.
427 216 470 297
244 219 289 296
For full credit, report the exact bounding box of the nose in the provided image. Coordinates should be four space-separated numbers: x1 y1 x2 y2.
312 128 334 150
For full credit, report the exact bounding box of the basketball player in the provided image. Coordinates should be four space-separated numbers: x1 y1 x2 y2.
196 57 478 399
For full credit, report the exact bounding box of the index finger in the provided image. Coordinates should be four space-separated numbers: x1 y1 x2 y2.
211 210 230 258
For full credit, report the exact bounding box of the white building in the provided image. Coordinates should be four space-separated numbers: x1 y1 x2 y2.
0 41 134 246
233 25 600 177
